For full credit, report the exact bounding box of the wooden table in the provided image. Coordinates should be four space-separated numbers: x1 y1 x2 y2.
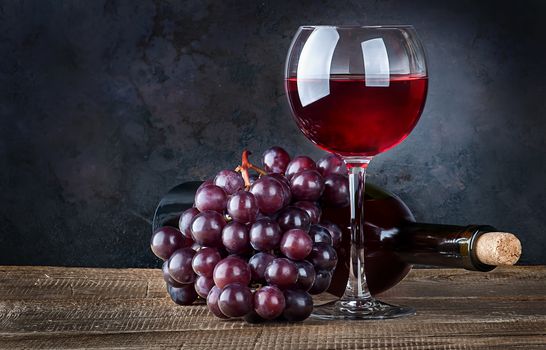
0 266 544 349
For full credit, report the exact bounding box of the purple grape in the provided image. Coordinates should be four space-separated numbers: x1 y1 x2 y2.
249 218 282 251
207 286 229 319
322 222 342 248
264 258 298 289
308 243 338 271
150 226 189 261
250 176 286 214
197 179 214 191
282 289 313 321
292 201 321 224
268 172 290 187
276 206 311 232
309 270 332 294
178 208 200 240
167 248 196 284
285 156 317 180
254 286 286 320
226 191 258 224
290 170 325 202
213 256 251 289
248 252 275 282
322 174 350 207
268 173 292 206
191 247 222 278
190 210 226 247
191 242 202 252
280 229 313 261
194 184 227 213
218 283 254 317
194 275 215 298
167 283 198 305
162 260 184 287
222 221 250 254
317 153 346 176
295 261 316 291
255 211 277 221
262 146 291 174
309 224 333 245
214 169 245 195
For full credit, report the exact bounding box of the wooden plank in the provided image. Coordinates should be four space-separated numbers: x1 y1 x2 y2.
380 266 546 298
0 265 544 301
0 297 545 334
0 266 167 301
0 266 544 349
0 325 546 350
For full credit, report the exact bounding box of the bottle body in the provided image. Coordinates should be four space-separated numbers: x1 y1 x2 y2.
322 184 500 296
321 183 413 296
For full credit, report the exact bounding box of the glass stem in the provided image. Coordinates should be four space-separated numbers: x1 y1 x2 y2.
342 157 373 302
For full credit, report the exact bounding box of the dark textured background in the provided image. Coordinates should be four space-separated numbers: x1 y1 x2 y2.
1 0 545 267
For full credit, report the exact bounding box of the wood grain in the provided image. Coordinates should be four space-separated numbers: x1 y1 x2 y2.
0 266 544 349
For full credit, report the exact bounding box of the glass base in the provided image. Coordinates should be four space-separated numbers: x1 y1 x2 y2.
312 298 415 320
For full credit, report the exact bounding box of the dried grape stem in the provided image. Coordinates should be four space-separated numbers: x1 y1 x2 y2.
250 165 267 176
235 150 266 189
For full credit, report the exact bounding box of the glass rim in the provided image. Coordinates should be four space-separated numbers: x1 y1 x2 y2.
298 24 415 30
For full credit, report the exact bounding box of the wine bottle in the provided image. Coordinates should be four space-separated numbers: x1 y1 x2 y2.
321 183 521 296
153 182 521 296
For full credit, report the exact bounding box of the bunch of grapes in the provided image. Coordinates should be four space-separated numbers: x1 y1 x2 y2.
150 146 349 323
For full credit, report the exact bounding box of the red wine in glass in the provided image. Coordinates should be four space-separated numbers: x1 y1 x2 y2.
286 75 428 157
285 25 428 319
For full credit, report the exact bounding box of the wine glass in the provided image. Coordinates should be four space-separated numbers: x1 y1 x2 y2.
285 25 428 319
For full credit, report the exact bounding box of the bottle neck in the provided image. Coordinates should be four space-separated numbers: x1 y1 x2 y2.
393 222 497 272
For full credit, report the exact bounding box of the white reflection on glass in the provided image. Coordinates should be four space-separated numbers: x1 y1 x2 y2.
361 38 390 87
296 27 339 107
